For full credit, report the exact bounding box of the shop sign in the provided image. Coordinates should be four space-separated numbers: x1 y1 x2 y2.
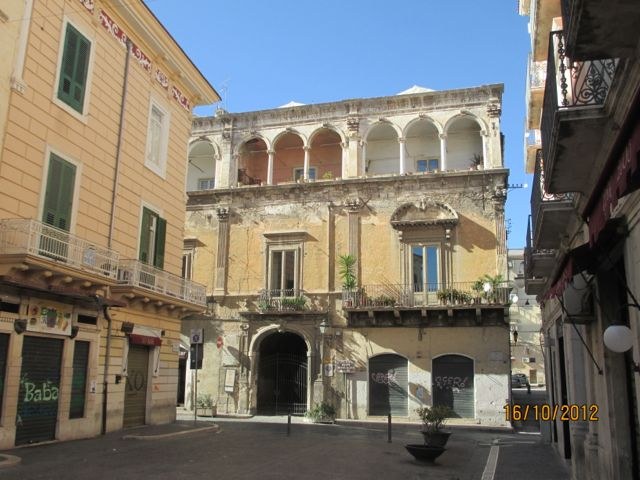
26 302 72 336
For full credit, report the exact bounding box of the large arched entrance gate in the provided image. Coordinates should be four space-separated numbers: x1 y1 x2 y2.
257 332 308 415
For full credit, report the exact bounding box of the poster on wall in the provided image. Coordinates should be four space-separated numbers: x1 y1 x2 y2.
26 301 72 336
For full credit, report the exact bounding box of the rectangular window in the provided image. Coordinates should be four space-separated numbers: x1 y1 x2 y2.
417 159 439 173
269 249 297 296
69 340 90 419
144 101 169 177
43 153 77 231
57 23 91 113
182 251 193 280
198 178 215 190
411 245 440 292
139 207 166 269
293 167 316 181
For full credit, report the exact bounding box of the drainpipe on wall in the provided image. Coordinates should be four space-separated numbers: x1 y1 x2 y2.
108 38 132 249
102 38 131 435
101 304 112 435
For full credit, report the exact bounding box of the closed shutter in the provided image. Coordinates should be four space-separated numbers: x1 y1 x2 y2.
16 337 64 445
123 344 149 428
69 341 90 419
432 355 475 418
139 208 152 264
43 154 76 231
154 217 166 269
369 354 408 416
58 23 90 113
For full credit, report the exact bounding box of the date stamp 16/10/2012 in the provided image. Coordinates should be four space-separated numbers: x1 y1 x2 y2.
504 404 599 422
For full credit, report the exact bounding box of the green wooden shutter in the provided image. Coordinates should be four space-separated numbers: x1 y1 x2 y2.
154 217 166 269
58 23 90 113
69 341 90 419
139 208 152 264
43 154 76 231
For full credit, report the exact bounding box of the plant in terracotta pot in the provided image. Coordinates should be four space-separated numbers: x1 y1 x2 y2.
417 404 455 447
338 254 357 307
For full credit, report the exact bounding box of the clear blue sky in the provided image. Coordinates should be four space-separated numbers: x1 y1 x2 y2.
148 0 532 248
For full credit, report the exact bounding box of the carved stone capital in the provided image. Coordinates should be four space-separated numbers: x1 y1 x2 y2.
344 197 364 213
398 137 406 143
439 133 447 140
267 149 276 156
347 117 360 137
216 207 230 220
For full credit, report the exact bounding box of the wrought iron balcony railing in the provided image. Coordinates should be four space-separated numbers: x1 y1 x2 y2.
0 218 120 279
117 259 207 307
541 30 617 170
342 282 510 309
257 289 309 312
531 151 575 231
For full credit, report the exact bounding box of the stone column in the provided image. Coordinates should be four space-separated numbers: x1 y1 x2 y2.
267 149 275 185
214 207 230 294
303 146 311 180
340 142 348 179
482 131 489 169
439 133 447 171
345 197 364 281
346 116 360 178
492 189 507 278
399 137 406 174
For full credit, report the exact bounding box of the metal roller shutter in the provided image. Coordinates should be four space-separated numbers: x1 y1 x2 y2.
16 336 64 445
369 354 408 416
123 344 149 428
432 355 475 418
0 334 9 415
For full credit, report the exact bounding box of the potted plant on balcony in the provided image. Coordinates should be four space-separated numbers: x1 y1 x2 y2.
436 288 452 305
338 254 357 307
196 394 216 417
470 153 483 170
305 402 336 424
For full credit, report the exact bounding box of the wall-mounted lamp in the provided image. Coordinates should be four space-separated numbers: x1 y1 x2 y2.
121 322 134 334
14 318 27 335
206 296 216 316
603 324 633 353
70 326 79 339
319 319 329 336
510 293 519 305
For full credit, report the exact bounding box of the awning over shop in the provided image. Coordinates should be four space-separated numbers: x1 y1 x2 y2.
128 325 163 347
587 121 640 245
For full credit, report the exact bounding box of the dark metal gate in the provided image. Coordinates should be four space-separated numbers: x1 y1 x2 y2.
369 354 408 416
257 352 307 415
432 355 474 418
16 336 64 445
123 345 149 428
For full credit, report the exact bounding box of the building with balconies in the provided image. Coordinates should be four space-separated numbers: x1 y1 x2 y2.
182 84 512 425
0 0 218 447
520 0 640 477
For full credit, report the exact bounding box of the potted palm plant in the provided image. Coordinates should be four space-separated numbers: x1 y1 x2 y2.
338 254 357 307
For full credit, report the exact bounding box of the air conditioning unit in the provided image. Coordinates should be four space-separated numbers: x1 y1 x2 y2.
522 357 536 363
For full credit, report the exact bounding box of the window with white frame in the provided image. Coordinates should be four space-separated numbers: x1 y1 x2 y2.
144 100 170 177
198 177 215 190
264 232 305 297
416 159 439 173
293 167 316 181
57 22 91 114
181 250 193 280
410 244 440 292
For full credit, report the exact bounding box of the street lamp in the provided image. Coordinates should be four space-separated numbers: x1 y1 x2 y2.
318 319 329 379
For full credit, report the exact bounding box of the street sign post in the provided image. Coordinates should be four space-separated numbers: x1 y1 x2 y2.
190 329 204 424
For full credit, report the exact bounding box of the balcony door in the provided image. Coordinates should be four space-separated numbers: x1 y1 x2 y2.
40 153 77 261
411 244 440 305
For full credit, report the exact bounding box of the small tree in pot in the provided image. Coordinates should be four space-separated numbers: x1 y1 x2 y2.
416 405 455 447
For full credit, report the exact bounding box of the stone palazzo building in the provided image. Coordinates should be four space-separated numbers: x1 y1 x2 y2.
183 84 511 424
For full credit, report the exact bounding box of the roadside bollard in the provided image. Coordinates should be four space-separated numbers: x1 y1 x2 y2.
387 413 392 443
287 409 291 436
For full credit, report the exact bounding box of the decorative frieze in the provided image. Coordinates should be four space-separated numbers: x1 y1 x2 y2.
155 69 169 89
172 85 191 111
78 0 94 13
